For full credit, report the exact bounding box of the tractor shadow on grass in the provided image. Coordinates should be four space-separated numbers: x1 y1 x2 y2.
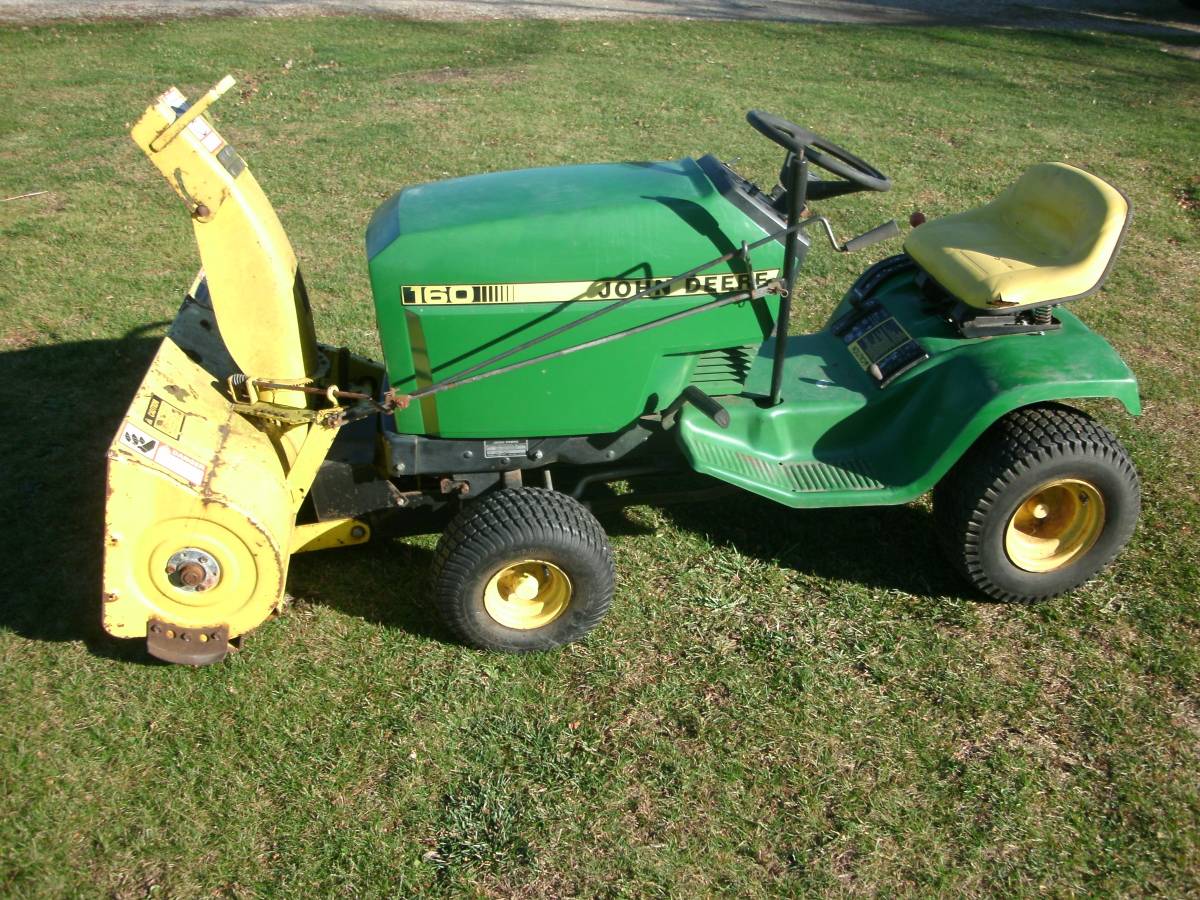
0 330 443 662
284 537 449 644
653 489 968 602
0 330 165 662
0 329 967 659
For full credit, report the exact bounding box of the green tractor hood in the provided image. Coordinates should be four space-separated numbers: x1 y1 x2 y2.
365 157 787 438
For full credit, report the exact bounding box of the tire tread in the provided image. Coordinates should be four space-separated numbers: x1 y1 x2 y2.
430 488 614 651
933 403 1139 602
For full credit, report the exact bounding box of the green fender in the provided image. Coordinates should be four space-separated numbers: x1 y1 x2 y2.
678 298 1140 509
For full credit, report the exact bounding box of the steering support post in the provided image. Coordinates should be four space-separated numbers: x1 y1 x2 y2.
771 149 809 406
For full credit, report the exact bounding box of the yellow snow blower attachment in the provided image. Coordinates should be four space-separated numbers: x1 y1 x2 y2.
102 77 379 664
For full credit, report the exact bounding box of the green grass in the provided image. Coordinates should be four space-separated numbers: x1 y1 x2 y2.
2 14 1199 897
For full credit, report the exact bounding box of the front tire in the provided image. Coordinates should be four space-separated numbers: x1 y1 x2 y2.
430 488 615 652
934 404 1140 602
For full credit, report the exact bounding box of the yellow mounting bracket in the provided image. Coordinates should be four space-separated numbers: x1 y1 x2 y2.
226 373 348 429
285 421 342 512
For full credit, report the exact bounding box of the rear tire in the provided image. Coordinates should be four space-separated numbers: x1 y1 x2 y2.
933 403 1139 602
430 487 615 652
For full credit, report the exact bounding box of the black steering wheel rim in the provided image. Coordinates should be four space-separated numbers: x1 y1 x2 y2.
745 110 891 193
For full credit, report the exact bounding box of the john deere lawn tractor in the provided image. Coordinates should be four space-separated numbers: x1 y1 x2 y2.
103 77 1140 665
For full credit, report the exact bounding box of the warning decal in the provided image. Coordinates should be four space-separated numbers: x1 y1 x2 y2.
144 394 185 439
401 269 780 306
121 422 159 458
186 115 225 155
153 443 206 486
119 422 207 486
159 88 242 175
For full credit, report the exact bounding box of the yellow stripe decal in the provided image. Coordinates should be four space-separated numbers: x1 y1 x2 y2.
400 270 781 306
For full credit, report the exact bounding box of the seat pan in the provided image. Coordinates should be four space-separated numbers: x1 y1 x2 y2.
904 163 1129 311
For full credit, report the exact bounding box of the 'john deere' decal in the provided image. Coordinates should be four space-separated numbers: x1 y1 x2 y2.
401 269 780 306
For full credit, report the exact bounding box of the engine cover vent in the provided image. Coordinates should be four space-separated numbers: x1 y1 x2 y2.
688 345 757 395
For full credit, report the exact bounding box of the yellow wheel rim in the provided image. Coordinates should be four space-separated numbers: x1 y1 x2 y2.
483 560 572 630
1004 478 1105 573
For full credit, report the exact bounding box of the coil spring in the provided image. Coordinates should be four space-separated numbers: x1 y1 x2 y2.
1032 305 1053 326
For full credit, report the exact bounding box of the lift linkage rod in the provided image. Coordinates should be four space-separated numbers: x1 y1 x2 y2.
386 215 816 411
395 280 783 409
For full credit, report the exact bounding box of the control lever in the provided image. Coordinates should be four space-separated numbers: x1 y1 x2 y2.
681 386 730 429
842 219 901 253
150 75 236 152
661 385 731 430
800 216 902 253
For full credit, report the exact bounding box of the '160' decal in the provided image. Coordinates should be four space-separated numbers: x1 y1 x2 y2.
401 270 779 306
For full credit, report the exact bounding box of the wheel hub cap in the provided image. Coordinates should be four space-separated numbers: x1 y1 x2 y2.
483 560 572 630
1004 478 1105 573
164 547 221 593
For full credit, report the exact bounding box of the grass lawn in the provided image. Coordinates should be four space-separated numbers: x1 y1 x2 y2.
2 12 1199 897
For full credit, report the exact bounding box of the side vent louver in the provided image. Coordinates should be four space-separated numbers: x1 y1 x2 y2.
688 345 757 395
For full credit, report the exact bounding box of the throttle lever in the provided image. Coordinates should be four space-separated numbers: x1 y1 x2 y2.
842 219 901 253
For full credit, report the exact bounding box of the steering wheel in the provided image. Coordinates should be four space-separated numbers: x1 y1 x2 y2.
746 110 891 193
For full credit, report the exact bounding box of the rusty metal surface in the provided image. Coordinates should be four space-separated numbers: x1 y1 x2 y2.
439 477 470 496
103 335 292 640
146 620 231 666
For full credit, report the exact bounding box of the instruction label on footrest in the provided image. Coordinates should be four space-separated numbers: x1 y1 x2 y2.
834 300 929 388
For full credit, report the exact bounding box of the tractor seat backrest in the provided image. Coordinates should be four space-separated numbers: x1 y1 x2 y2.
904 163 1130 311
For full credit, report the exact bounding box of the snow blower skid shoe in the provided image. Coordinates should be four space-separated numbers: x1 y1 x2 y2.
102 78 381 664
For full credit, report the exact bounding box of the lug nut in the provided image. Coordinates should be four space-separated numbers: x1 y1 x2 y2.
178 562 206 587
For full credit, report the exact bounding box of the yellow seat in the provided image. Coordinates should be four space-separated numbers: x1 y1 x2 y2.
904 163 1129 311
